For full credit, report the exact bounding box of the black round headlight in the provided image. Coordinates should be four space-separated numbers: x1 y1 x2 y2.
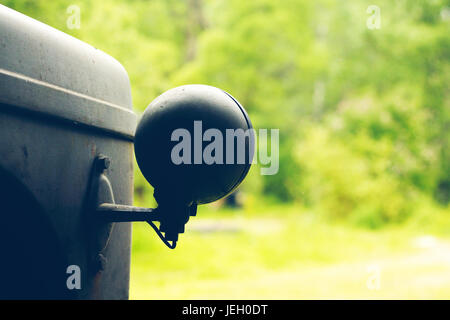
135 84 254 205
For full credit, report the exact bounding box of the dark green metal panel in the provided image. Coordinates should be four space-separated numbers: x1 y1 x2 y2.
0 5 135 299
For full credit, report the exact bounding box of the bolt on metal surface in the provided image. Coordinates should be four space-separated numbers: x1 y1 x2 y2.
96 155 111 172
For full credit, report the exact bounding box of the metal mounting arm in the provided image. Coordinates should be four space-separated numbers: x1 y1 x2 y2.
95 202 178 249
96 203 161 222
89 155 196 249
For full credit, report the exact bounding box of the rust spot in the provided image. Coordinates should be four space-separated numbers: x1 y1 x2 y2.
90 271 103 300
90 143 96 157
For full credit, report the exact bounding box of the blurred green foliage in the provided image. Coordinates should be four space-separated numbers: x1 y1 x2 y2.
129 204 450 299
3 0 449 227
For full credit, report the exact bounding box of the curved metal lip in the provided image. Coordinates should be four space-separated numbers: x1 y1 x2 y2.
0 67 137 140
220 90 254 199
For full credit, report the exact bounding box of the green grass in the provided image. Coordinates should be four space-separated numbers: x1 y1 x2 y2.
130 204 450 299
